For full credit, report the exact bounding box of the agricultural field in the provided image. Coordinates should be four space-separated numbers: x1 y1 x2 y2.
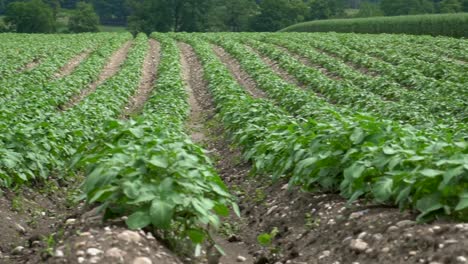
0 32 467 264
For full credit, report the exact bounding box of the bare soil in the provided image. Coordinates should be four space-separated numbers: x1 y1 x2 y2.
60 41 133 111
18 58 41 73
121 39 161 118
179 42 255 264
212 45 268 99
53 50 93 79
0 178 84 264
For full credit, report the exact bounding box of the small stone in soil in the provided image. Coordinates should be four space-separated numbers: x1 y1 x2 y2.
77 257 85 263
55 249 65 257
87 248 103 256
105 247 125 259
396 220 416 228
133 256 153 264
12 246 24 255
15 223 26 234
350 239 369 252
237 255 247 262
387 226 399 232
117 230 142 243
457 256 467 263
66 218 77 225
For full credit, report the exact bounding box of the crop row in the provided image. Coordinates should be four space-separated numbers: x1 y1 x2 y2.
0 34 109 98
0 34 87 79
0 33 137 186
177 33 468 221
334 34 468 83
240 36 466 135
269 33 467 126
206 34 461 135
292 33 467 98
80 33 235 247
0 34 131 129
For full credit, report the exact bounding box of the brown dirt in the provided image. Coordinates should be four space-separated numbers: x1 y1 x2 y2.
0 179 84 264
60 40 133 111
211 45 268 99
244 46 302 88
40 210 183 264
121 39 161 118
53 50 93 79
18 58 41 73
179 42 255 264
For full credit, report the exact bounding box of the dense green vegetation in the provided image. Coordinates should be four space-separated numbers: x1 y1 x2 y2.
1 0 468 33
280 13 468 37
0 30 467 250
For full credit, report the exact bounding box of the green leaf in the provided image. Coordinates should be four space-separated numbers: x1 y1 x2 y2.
350 127 365 144
129 127 144 138
455 193 468 211
383 146 397 155
373 177 393 202
232 202 241 218
416 194 443 220
442 166 464 185
126 211 151 230
187 229 206 244
214 244 226 256
148 156 169 169
123 181 140 199
213 203 230 217
257 233 273 246
344 163 366 179
419 169 444 178
150 199 173 229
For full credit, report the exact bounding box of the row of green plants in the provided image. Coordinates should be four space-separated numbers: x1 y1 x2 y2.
280 13 468 38
2 33 131 128
274 33 467 126
207 34 459 135
0 33 107 98
178 33 468 221
0 33 134 186
328 33 468 84
241 35 467 134
0 34 91 79
79 33 236 249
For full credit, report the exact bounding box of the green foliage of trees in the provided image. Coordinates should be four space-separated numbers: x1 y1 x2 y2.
308 0 346 20
68 1 99 32
5 0 55 33
355 2 384 17
250 0 308 32
380 0 434 16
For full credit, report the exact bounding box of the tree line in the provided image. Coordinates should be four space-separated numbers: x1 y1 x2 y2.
1 0 467 33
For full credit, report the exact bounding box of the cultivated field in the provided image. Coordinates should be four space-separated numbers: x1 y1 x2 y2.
0 32 467 264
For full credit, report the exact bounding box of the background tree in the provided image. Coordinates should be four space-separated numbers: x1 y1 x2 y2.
5 0 56 33
251 0 308 32
380 0 434 15
68 1 99 32
91 0 128 26
308 0 346 20
438 0 463 12
355 1 383 17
